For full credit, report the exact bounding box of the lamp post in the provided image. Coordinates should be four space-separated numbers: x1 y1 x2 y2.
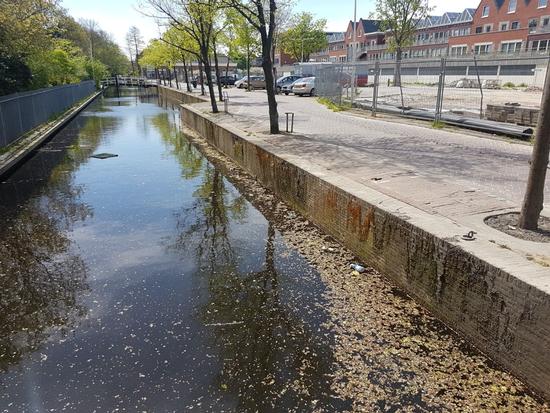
351 0 357 105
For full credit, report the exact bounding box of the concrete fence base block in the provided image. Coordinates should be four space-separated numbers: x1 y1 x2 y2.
180 102 550 401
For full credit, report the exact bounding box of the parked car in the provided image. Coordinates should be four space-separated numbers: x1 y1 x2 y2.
236 75 266 89
276 75 302 93
234 76 249 88
218 75 238 86
292 77 316 96
281 74 314 95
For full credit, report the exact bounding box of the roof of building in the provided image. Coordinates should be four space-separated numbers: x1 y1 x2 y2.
349 19 381 33
327 32 345 43
416 8 475 28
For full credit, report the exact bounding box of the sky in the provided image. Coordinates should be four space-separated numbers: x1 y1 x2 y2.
61 0 481 53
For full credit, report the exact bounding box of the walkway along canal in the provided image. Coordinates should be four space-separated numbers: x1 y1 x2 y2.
0 88 548 411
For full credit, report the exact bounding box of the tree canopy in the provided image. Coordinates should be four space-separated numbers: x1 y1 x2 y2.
0 0 130 95
279 12 327 62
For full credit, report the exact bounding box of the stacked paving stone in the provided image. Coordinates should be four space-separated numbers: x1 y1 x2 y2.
485 104 539 127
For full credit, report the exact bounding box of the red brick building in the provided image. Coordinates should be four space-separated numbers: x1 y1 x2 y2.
310 32 346 62
448 0 550 54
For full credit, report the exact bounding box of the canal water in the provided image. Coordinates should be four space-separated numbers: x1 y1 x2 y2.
0 90 347 412
0 89 548 412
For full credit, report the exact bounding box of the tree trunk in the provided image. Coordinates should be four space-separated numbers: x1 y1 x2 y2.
271 41 278 94
247 45 251 92
394 48 402 87
155 68 160 85
198 60 205 96
261 39 279 134
519 64 550 229
182 55 191 93
213 47 223 102
225 55 230 88
169 68 173 88
201 53 218 113
174 68 179 90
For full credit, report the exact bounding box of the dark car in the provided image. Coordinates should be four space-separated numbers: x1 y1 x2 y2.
218 75 237 86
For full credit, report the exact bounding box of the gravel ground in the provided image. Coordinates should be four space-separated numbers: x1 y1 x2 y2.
356 84 543 115
180 123 550 412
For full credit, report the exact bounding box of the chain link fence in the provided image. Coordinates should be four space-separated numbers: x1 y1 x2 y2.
308 55 547 137
0 81 96 148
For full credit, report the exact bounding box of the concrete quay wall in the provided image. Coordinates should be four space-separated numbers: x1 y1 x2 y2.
176 91 550 401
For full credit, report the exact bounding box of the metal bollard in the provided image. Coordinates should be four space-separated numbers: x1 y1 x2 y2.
223 92 229 113
285 112 295 133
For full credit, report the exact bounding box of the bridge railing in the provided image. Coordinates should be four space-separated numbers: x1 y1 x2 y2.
101 77 149 87
0 80 96 149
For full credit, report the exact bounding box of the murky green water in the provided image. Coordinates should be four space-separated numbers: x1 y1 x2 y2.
0 89 349 412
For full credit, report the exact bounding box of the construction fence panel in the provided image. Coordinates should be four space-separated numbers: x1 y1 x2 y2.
313 55 545 130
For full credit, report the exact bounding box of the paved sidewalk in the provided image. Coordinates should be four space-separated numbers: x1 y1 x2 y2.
185 87 550 259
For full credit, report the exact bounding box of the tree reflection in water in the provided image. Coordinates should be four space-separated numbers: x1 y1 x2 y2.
0 113 115 371
153 111 347 410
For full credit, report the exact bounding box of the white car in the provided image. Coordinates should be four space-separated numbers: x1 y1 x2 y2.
292 77 316 96
235 76 249 89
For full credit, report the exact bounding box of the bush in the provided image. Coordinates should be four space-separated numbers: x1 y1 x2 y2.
0 52 32 96
503 81 516 88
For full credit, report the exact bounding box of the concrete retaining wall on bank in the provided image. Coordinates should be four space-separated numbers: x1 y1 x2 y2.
178 98 550 400
158 85 208 104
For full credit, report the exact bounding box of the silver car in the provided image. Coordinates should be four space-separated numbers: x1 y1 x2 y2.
292 77 316 96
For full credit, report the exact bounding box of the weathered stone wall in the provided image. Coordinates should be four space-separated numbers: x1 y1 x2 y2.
157 85 208 104
181 104 550 401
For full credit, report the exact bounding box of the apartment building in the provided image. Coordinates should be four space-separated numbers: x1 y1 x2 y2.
354 9 474 61
310 32 346 62
448 0 550 55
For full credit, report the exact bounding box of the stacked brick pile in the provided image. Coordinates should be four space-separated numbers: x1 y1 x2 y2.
485 104 539 127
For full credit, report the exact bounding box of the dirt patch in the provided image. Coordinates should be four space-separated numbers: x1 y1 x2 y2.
485 212 550 243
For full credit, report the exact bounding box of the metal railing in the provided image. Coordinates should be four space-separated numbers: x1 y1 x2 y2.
0 81 96 148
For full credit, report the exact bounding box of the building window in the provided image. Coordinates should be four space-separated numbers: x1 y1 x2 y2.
542 16 550 26
529 18 538 33
501 22 508 30
484 24 492 32
451 45 468 56
475 26 483 33
474 43 492 54
511 21 520 29
539 0 548 8
482 5 490 17
532 39 549 51
500 41 522 53
508 0 517 13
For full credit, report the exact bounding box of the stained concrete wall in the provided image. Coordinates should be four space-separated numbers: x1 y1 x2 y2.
158 85 208 104
179 99 550 401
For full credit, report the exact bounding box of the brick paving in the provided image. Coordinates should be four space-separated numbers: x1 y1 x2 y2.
222 88 548 214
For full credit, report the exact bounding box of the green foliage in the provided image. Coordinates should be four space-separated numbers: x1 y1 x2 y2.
431 120 445 129
375 0 431 56
503 82 516 89
280 12 327 62
0 0 129 95
0 51 32 95
317 97 350 112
